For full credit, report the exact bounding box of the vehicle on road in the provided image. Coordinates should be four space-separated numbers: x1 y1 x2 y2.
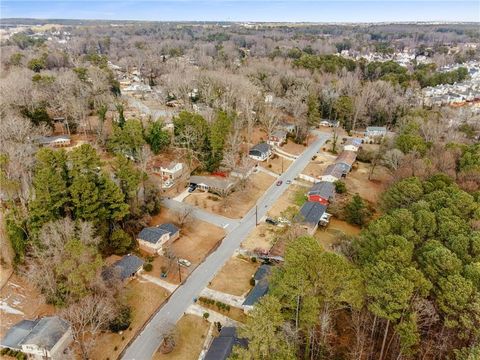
188 184 197 193
276 180 283 186
178 258 192 267
286 180 292 184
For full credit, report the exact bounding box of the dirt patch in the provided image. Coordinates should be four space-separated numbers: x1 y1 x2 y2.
315 218 361 251
184 172 274 219
345 162 392 204
0 274 55 338
153 314 210 360
147 210 225 284
90 279 170 360
208 256 259 297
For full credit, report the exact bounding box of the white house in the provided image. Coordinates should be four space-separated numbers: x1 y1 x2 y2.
152 161 184 188
365 126 387 138
319 163 344 183
248 143 272 162
137 224 180 254
36 135 71 148
0 317 72 360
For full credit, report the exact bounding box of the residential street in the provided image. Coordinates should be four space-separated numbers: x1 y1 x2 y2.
121 131 330 360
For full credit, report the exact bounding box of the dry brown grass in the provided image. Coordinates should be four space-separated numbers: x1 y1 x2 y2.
153 315 210 360
90 279 170 360
208 256 259 296
315 218 361 251
264 156 292 175
184 172 274 219
345 161 392 205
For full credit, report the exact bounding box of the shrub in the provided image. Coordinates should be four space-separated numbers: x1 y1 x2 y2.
250 277 256 286
334 180 347 194
143 263 153 272
251 256 257 263
203 312 210 319
109 305 132 332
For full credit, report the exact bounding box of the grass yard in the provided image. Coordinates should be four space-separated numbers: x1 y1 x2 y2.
184 172 274 219
90 279 170 360
241 224 278 253
315 218 361 250
153 315 210 360
264 156 292 175
148 210 226 284
345 161 392 205
208 256 259 296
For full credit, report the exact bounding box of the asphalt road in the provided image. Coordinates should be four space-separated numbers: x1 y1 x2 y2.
121 131 330 360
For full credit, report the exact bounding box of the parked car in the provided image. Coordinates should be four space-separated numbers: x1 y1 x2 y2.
286 180 292 184
276 180 283 186
188 184 197 193
178 258 192 267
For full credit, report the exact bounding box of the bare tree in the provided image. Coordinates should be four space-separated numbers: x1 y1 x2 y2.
172 207 194 229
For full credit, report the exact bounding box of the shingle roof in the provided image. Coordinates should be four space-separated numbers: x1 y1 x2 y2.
36 135 70 144
0 320 38 350
344 138 362 147
308 181 335 199
158 223 179 235
271 129 287 138
295 201 328 226
189 176 236 191
137 227 169 244
204 327 247 360
366 126 387 132
322 163 344 179
104 254 145 281
0 317 70 351
335 150 357 167
250 142 271 154
243 265 272 306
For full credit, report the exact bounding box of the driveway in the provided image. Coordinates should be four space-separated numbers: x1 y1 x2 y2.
121 132 330 360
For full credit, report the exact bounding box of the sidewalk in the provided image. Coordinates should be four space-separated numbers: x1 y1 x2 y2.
140 274 178 293
186 304 239 327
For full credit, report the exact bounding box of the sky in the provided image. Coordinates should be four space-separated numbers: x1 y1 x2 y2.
1 1 479 23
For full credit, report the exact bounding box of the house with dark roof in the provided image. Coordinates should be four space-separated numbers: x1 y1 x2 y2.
248 143 272 162
295 201 331 234
0 316 72 359
307 181 335 205
242 265 272 312
334 150 357 175
319 163 344 183
204 327 247 360
267 129 287 147
343 138 362 152
102 254 144 282
137 223 180 254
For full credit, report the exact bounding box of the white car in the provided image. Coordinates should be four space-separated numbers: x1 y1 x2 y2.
178 258 191 267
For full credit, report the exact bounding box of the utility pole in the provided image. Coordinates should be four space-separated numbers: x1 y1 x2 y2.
178 261 182 283
255 204 258 225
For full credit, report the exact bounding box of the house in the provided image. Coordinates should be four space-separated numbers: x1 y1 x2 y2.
0 317 72 360
189 175 237 195
279 122 296 134
102 254 144 282
334 150 357 175
248 143 272 162
137 224 180 254
343 138 362 152
365 126 387 138
295 201 331 234
267 129 287 147
242 265 272 312
319 163 344 182
152 161 184 188
204 327 248 360
319 119 340 128
307 181 335 205
36 135 71 148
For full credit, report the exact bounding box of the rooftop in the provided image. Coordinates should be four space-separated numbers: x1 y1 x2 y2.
308 181 335 199
103 254 145 281
243 265 272 306
295 201 328 226
335 150 357 167
250 142 271 154
322 163 344 179
137 226 170 244
190 175 237 191
204 327 247 360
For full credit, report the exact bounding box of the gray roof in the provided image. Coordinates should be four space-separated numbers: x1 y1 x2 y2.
271 129 287 138
204 327 247 360
1 320 38 350
366 126 387 133
243 265 272 306
308 181 335 199
345 138 362 147
158 223 179 235
1 317 70 351
36 135 70 144
137 227 169 244
189 176 236 192
104 254 144 281
250 142 271 155
295 201 328 226
322 163 344 179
